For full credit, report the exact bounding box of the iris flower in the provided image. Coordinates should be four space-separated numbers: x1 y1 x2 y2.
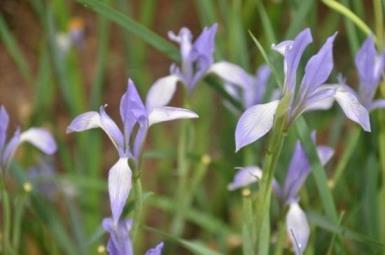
209 62 272 109
228 136 334 254
103 217 163 255
0 106 57 170
67 78 198 223
168 24 218 91
335 37 385 113
234 28 371 152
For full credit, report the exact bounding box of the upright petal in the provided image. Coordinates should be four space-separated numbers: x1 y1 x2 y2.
145 242 164 255
300 33 336 96
208 61 255 89
108 158 132 223
148 106 198 126
1 129 20 167
286 202 310 255
145 75 180 112
334 85 371 132
235 100 279 151
274 28 313 93
20 128 57 154
252 65 271 105
0 106 9 152
102 217 133 255
227 166 263 191
193 23 218 62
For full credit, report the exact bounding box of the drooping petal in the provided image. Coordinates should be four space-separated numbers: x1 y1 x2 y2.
148 106 198 126
235 100 279 151
0 106 9 152
368 99 385 111
1 128 20 167
145 242 164 255
227 166 262 191
108 158 132 223
208 61 255 89
102 217 133 255
20 128 57 155
300 33 336 96
334 85 371 132
145 75 180 112
273 28 313 93
286 202 310 255
299 86 336 115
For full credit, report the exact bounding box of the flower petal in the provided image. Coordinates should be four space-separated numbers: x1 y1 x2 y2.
334 85 371 132
286 202 310 255
102 217 133 255
208 61 255 89
301 33 336 95
108 158 132 223
193 23 218 61
235 100 279 151
1 129 20 167
227 166 262 191
0 106 9 152
20 128 57 155
300 86 336 114
146 75 180 112
145 242 164 255
148 106 198 126
368 99 385 111
66 111 101 132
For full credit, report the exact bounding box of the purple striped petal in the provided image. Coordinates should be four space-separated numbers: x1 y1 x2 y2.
145 242 164 255
208 61 255 89
0 106 9 152
148 106 198 126
20 128 57 155
227 166 262 191
334 85 371 132
235 100 279 151
145 75 180 112
108 158 132 223
102 217 133 255
299 86 336 115
286 202 310 255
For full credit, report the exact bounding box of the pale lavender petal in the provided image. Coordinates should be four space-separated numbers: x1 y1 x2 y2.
368 99 385 111
99 106 125 155
1 128 20 167
108 158 132 223
235 100 279 151
300 33 336 96
317 145 334 165
0 106 9 152
20 128 57 154
66 111 101 133
145 242 164 255
102 217 133 255
193 23 218 62
300 86 336 114
274 28 313 93
168 28 193 61
272 40 293 55
334 85 371 132
286 202 310 255
145 75 180 112
132 117 149 160
148 106 198 126
208 61 255 89
227 166 262 191
252 65 271 105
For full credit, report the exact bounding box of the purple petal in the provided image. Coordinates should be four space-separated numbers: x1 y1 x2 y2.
300 33 336 96
145 75 180 112
168 28 193 61
235 100 279 151
99 106 125 155
108 158 132 223
20 128 57 155
193 23 218 63
368 99 385 111
1 128 20 167
251 65 271 106
227 166 262 191
334 85 371 132
102 217 133 255
208 61 255 89
66 111 101 133
132 117 149 161
299 86 336 115
145 242 164 255
0 106 9 152
286 202 310 255
273 28 313 93
317 145 334 165
148 106 198 126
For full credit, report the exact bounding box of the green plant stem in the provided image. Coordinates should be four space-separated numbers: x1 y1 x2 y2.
12 194 28 254
132 170 143 247
242 189 255 255
255 114 288 254
374 0 384 48
0 172 12 255
273 217 287 255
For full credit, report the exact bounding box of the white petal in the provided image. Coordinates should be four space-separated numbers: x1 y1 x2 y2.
20 128 57 154
272 40 293 55
66 111 101 133
208 61 255 88
235 100 279 151
145 75 180 112
108 158 132 223
148 106 198 126
227 166 262 191
286 202 310 255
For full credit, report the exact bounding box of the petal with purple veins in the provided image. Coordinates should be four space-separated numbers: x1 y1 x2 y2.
148 106 198 126
286 202 310 255
145 75 180 112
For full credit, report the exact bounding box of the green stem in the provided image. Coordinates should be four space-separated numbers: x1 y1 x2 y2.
273 217 287 255
0 172 12 255
374 0 384 48
242 189 255 255
132 171 143 246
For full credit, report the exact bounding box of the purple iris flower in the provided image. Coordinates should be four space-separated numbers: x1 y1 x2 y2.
209 62 272 109
67 78 198 223
335 37 385 114
168 24 218 91
234 28 371 152
0 106 57 170
228 135 334 254
102 217 163 255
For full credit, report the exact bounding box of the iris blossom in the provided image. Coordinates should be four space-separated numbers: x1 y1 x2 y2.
168 24 218 91
234 28 371 152
209 62 272 109
228 136 334 254
103 217 163 255
335 37 385 113
67 78 198 223
0 106 57 170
